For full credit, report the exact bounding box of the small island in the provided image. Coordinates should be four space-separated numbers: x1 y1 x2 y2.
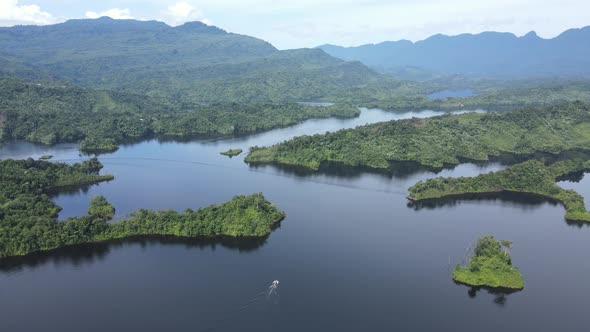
79 136 119 153
39 155 53 160
221 148 243 157
453 235 524 290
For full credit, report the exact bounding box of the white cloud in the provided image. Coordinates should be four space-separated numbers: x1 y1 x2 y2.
162 2 210 26
85 8 134 20
0 0 56 26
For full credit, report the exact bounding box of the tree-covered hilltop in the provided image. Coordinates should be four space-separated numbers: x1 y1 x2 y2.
0 157 285 257
0 18 416 104
246 102 590 170
0 78 360 151
408 160 590 222
453 235 524 290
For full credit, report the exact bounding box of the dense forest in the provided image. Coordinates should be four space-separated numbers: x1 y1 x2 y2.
0 78 359 152
407 159 590 222
246 102 590 169
453 235 524 289
0 157 285 257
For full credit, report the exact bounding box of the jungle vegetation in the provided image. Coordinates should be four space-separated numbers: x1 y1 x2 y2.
453 235 524 289
407 159 590 222
0 157 285 257
0 78 360 152
246 102 590 170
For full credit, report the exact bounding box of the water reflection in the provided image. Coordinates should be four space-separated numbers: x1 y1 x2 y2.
0 235 270 275
249 160 443 180
408 192 558 211
463 284 521 306
0 242 111 275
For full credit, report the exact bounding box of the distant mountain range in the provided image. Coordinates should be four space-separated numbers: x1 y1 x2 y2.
318 27 590 79
0 17 404 103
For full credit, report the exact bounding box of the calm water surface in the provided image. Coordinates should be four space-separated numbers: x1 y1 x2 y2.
1 108 589 332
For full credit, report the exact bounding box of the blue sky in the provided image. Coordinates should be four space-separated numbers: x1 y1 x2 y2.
1 0 588 49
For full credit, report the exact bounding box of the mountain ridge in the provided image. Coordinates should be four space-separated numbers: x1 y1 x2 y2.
0 18 407 103
318 26 590 79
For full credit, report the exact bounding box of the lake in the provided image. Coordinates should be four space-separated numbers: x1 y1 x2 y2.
1 108 590 332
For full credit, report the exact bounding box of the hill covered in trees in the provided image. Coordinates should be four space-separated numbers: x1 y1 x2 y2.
319 27 590 79
246 102 590 170
0 17 411 103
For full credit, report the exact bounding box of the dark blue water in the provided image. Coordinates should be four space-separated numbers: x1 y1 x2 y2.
428 89 476 99
1 108 589 332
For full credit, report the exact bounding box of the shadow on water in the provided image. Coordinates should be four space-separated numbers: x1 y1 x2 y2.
459 281 522 307
46 181 114 197
0 235 270 274
248 150 590 182
249 160 455 181
407 192 557 211
408 191 590 229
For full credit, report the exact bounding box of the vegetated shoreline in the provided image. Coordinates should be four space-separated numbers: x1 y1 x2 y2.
1 193 286 259
73 106 363 153
407 160 590 222
0 79 363 153
247 146 590 175
8 214 287 260
245 102 590 170
0 157 286 258
1 108 363 155
453 271 525 291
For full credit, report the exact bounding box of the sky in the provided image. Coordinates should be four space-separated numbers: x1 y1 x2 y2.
1 0 588 49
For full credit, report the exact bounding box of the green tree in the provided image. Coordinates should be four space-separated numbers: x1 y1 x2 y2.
88 195 115 220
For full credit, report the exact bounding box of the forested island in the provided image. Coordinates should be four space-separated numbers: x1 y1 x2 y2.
0 78 360 152
0 158 285 258
246 102 590 170
453 235 524 290
407 160 590 222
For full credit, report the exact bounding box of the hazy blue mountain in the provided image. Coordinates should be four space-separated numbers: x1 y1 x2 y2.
318 27 590 79
0 17 404 103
